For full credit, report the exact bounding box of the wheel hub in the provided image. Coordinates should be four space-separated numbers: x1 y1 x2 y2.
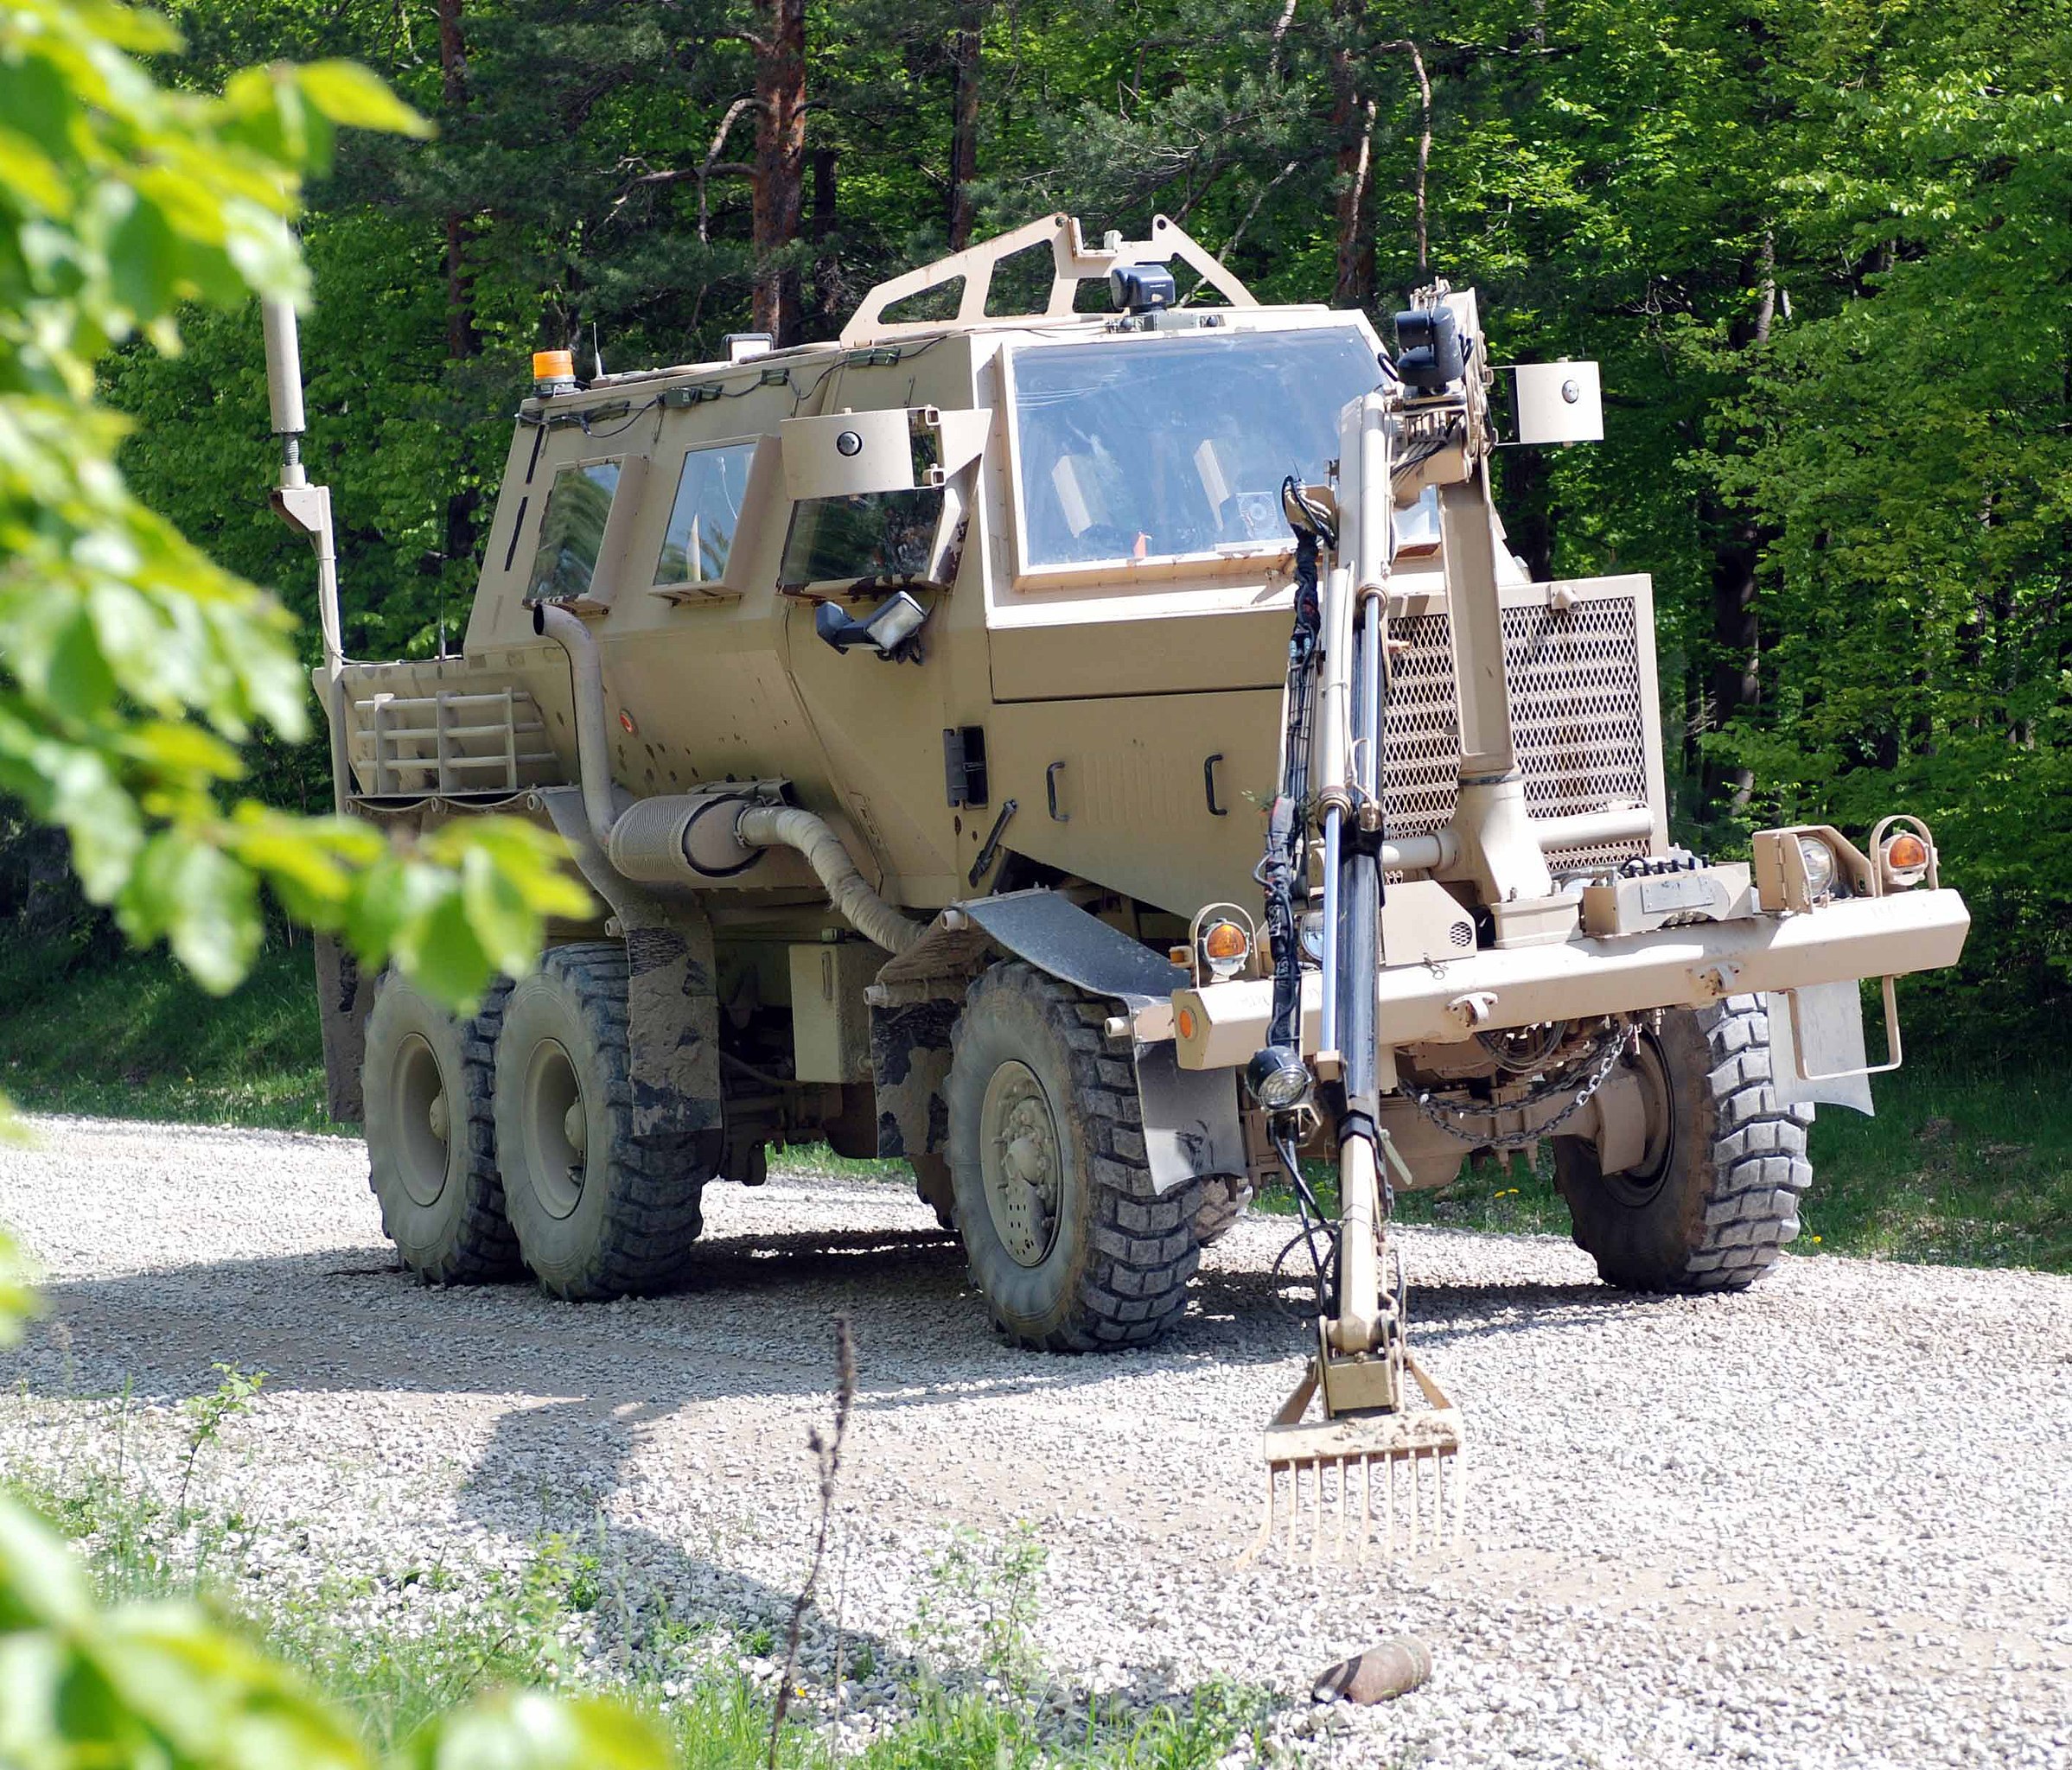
523 1038 589 1220
392 1034 451 1209
979 1060 1062 1267
1604 1029 1676 1206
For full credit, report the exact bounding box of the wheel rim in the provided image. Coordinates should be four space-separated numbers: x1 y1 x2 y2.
1603 1029 1676 1207
521 1038 589 1220
390 1034 451 1209
979 1059 1063 1268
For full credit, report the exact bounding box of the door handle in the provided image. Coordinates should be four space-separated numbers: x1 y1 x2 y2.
1046 761 1068 822
1203 753 1228 817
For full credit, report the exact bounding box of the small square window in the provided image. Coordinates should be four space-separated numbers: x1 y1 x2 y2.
656 442 758 588
779 488 946 589
526 459 622 602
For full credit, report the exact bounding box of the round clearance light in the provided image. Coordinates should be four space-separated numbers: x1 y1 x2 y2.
1795 835 1838 901
1201 920 1250 979
1883 831 1930 888
835 430 864 457
1246 1045 1312 1112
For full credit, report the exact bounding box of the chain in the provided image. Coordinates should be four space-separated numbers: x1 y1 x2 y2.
1406 1023 1636 1151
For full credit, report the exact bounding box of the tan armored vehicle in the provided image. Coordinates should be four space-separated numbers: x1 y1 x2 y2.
267 213 1968 1554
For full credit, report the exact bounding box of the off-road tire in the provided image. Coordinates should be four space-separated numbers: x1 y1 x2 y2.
494 942 706 1299
362 972 518 1283
1193 1174 1253 1247
1552 996 1813 1292
946 962 1203 1351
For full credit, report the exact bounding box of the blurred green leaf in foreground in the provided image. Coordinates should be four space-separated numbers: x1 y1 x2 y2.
0 0 589 1016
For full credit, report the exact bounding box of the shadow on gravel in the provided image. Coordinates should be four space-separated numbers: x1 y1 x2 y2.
9 1220 1645 1423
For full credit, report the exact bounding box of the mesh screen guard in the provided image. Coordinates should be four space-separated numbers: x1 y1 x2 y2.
1382 586 1661 877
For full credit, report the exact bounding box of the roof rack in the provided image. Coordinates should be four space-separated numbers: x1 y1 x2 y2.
840 212 1257 347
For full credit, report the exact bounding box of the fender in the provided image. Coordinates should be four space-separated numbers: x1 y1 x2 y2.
872 888 1244 1195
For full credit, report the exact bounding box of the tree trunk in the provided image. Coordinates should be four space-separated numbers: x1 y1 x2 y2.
1329 0 1374 309
947 2 983 250
436 0 477 619
752 0 808 345
1705 236 1776 811
436 0 475 363
811 145 843 333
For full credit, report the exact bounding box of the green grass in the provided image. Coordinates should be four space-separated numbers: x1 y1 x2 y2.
1262 1057 2072 1274
4 1411 1273 1770
0 939 334 1132
3 937 2062 1271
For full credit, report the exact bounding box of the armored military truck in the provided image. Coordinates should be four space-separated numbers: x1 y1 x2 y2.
267 213 1966 1544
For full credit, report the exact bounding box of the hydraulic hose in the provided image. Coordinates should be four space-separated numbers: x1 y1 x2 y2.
735 804 927 956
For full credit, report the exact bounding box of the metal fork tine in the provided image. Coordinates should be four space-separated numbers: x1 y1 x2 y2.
1301 1459 1317 1575
1358 1455 1372 1567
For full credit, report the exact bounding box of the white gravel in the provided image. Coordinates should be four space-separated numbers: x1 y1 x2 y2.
2 1113 2069 1767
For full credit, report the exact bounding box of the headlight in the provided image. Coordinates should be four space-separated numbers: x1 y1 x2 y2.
1299 911 1324 960
1795 835 1837 900
1246 1045 1312 1112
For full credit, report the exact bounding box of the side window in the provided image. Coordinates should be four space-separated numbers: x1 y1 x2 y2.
655 442 756 589
526 459 622 602
778 488 946 589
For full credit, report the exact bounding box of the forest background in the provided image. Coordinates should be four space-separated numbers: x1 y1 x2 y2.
3 0 2069 1054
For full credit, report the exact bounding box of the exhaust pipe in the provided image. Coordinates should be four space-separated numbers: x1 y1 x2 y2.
261 298 350 815
532 602 925 954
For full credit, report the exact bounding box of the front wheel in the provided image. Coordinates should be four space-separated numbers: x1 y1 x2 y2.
946 964 1202 1351
1553 996 1813 1292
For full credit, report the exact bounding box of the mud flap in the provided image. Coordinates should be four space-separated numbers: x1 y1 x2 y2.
1133 1036 1246 1196
869 996 958 1166
313 933 370 1124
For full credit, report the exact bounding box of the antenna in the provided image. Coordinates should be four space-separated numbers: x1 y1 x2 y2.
591 321 606 382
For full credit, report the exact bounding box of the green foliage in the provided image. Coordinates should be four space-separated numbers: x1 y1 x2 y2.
0 937 332 1130
0 0 589 1018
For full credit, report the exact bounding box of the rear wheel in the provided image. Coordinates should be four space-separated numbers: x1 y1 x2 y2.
1553 997 1813 1292
494 943 706 1299
363 973 517 1283
946 963 1202 1351
1192 1174 1253 1247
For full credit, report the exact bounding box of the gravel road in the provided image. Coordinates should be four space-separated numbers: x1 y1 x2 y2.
2 1114 2069 1767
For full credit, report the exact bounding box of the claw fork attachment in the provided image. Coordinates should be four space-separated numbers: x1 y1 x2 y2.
1240 1333 1464 1567
1239 381 1467 1568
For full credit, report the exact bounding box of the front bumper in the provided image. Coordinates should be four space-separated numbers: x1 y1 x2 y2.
1165 888 1970 1071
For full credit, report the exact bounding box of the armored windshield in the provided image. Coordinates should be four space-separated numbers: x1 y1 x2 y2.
1009 328 1380 569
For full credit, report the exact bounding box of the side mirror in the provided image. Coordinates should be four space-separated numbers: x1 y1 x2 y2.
1507 361 1603 445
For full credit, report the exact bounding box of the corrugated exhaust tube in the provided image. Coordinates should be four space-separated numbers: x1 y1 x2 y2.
734 805 926 955
532 602 926 955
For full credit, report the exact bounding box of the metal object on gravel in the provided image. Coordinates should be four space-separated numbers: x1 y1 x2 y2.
1312 1636 1434 1704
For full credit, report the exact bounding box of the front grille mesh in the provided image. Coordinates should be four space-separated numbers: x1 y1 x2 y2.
1382 598 1652 875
